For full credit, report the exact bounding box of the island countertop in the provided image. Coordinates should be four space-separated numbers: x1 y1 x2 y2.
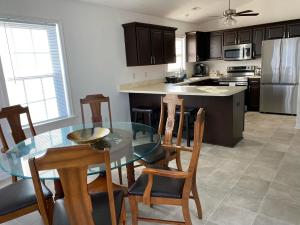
119 81 247 97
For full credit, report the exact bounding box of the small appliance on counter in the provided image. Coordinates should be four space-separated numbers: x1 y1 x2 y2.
193 63 209 77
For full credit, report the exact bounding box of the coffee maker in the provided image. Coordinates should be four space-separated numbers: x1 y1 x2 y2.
193 63 209 77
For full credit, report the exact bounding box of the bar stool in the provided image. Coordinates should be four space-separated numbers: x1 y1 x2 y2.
175 107 196 147
132 107 156 141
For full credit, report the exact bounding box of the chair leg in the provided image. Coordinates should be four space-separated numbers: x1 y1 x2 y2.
192 179 202 219
121 199 127 225
185 114 190 147
129 196 139 225
176 152 183 171
182 200 192 225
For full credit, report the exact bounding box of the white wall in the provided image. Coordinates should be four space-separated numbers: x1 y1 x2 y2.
201 58 261 75
0 0 198 128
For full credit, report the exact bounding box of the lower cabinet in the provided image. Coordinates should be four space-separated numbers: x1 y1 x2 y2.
248 78 260 111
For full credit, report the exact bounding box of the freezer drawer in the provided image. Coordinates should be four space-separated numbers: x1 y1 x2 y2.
260 84 298 114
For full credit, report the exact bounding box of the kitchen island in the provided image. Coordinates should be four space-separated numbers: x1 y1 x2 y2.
120 79 247 147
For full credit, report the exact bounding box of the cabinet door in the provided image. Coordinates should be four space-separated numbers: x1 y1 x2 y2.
136 27 152 65
266 24 286 39
150 29 164 65
287 22 300 38
238 29 252 44
209 32 223 59
163 30 176 63
252 27 265 57
197 32 210 61
186 32 197 62
248 78 260 111
224 31 237 45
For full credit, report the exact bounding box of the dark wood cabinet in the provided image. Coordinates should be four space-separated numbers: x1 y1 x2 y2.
150 29 164 65
248 78 260 111
238 29 252 44
266 24 286 39
163 30 176 63
136 26 152 65
209 32 223 59
287 22 300 38
186 31 209 62
122 22 177 66
224 31 238 45
252 27 265 57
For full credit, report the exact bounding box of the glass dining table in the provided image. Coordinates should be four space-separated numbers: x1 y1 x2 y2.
0 121 160 198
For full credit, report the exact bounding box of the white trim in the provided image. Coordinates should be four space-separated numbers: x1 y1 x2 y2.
0 15 74 121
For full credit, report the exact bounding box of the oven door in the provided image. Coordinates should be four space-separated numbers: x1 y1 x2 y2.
223 45 244 61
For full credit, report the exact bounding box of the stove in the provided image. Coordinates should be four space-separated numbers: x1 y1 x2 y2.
219 66 256 86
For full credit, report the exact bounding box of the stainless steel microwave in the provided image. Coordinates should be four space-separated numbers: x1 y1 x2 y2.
223 43 253 61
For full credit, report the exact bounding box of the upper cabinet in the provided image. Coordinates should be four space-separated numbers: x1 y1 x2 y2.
186 31 210 62
238 29 252 44
209 32 223 59
224 31 238 45
122 22 177 66
224 29 252 45
252 27 265 57
265 24 286 39
287 22 300 38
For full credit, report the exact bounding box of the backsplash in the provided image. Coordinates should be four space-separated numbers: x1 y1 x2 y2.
201 58 262 75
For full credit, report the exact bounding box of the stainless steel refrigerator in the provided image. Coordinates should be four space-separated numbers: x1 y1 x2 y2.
260 38 300 114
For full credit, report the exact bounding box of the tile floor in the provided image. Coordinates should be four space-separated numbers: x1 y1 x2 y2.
1 112 300 225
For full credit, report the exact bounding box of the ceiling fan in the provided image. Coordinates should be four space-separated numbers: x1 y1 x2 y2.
210 0 259 25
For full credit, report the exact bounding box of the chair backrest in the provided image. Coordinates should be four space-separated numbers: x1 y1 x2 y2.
187 108 205 175
80 94 112 129
29 145 118 225
0 105 36 152
158 95 184 146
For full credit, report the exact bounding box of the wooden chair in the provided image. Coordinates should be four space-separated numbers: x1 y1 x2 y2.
0 105 53 224
80 94 123 185
128 108 205 225
137 94 185 170
29 145 127 225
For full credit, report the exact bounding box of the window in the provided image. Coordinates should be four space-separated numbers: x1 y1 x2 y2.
0 19 70 125
168 37 185 72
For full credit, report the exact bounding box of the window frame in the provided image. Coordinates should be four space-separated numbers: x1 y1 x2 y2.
0 16 74 127
167 36 186 72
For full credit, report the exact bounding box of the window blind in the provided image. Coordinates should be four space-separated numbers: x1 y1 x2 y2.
0 19 70 124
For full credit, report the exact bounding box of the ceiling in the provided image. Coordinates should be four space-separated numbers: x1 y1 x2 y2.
77 0 254 23
74 0 300 28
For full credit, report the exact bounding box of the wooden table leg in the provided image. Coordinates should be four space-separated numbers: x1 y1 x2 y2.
126 162 135 188
54 179 64 200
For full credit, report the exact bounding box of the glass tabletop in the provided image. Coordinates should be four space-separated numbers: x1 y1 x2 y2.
0 122 160 180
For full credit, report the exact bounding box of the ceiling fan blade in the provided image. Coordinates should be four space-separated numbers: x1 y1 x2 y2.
236 10 253 14
237 13 259 16
208 16 224 18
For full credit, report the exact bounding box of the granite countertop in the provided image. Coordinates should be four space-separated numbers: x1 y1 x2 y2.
119 77 247 97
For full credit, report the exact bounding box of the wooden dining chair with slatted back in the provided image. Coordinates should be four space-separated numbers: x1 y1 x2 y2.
128 108 205 225
136 94 185 170
0 105 53 224
29 145 127 225
80 94 123 185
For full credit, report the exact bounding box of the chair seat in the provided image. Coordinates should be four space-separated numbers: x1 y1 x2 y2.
128 173 185 199
0 179 52 216
135 144 175 165
53 190 124 225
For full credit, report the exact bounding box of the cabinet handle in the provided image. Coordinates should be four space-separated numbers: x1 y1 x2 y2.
283 32 286 38
150 56 153 64
153 56 156 64
288 31 290 38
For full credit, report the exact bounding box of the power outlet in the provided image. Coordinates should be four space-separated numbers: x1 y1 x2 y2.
132 73 136 79
145 72 148 78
